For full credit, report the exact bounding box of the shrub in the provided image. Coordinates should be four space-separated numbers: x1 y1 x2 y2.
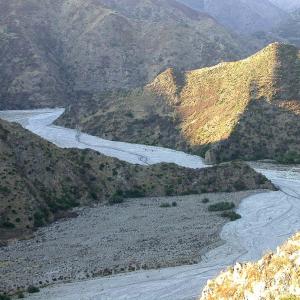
17 292 25 298
221 211 241 221
27 286 40 293
208 202 235 212
123 189 145 198
109 193 124 205
1 221 15 229
202 198 209 204
160 203 171 208
0 186 10 195
0 294 11 300
172 201 177 207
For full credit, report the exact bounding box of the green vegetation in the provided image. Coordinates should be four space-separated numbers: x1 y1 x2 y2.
17 292 25 299
202 198 209 204
208 202 235 212
1 221 15 229
0 295 10 300
277 151 300 164
27 286 40 293
160 203 171 208
221 211 241 221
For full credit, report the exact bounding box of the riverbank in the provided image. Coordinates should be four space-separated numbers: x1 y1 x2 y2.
0 191 258 295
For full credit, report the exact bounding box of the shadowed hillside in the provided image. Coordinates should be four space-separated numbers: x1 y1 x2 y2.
58 43 300 163
0 119 273 244
0 0 247 109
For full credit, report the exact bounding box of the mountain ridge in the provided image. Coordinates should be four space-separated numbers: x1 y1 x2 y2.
57 43 300 163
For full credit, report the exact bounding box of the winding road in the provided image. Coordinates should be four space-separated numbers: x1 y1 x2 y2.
0 109 299 300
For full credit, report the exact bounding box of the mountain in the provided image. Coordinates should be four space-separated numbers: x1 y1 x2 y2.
0 119 273 244
58 43 300 163
200 232 300 300
274 9 300 47
0 0 247 109
177 0 288 34
270 0 300 11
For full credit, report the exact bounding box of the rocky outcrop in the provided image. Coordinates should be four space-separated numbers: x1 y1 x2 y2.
200 232 300 300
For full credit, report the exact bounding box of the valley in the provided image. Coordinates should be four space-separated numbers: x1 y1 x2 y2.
24 164 300 300
0 1 299 299
0 109 299 300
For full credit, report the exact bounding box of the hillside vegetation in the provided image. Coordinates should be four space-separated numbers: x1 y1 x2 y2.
0 119 274 244
58 43 300 163
0 0 246 109
200 232 300 300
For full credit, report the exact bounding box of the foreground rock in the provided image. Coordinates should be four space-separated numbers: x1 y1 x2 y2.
200 232 300 300
0 119 274 243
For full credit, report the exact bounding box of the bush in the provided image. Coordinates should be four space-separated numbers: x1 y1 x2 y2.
208 202 235 212
109 193 124 205
17 292 25 298
0 294 11 300
277 151 300 164
27 286 40 293
160 203 171 208
172 201 177 207
202 198 209 204
1 221 15 229
221 211 241 221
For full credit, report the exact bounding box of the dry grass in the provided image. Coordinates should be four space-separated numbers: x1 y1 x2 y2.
200 232 300 300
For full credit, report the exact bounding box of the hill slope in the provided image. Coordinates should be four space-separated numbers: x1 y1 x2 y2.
0 119 273 243
58 43 300 163
0 0 246 109
270 0 300 11
200 232 300 300
177 0 288 34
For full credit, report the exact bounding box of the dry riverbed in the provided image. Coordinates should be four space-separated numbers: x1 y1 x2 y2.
0 191 259 294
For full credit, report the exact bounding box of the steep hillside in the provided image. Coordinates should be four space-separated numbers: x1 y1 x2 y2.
58 43 300 163
0 0 246 109
200 232 300 300
0 119 273 244
177 0 288 34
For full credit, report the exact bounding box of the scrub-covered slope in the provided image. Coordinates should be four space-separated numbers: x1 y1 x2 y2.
0 0 246 109
200 232 300 300
59 43 300 163
0 119 273 243
177 0 288 34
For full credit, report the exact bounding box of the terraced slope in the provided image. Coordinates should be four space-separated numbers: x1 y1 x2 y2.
58 43 300 163
0 0 246 109
0 119 273 243
200 232 300 300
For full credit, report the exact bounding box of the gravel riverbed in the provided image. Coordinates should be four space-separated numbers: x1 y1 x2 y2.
0 191 258 294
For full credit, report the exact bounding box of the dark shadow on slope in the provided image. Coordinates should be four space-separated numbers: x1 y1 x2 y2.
205 98 300 164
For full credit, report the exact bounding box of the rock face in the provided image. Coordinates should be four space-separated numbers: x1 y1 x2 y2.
0 0 246 109
59 43 300 163
200 232 300 300
0 119 274 243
